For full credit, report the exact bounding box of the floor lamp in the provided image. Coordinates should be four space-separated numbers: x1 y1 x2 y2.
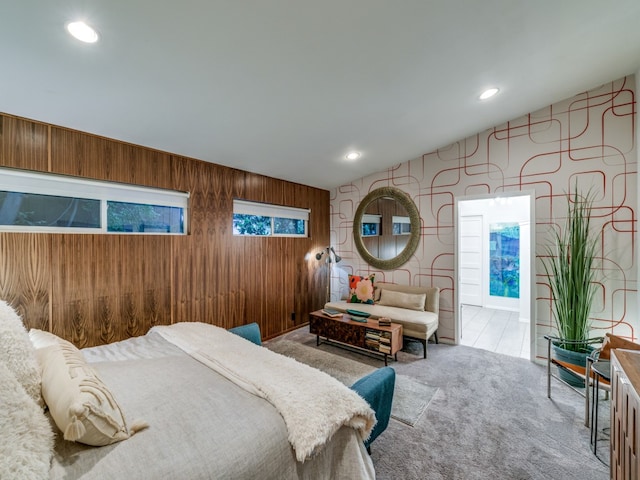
315 246 342 303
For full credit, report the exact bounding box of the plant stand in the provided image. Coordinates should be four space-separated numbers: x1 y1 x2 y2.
545 334 604 426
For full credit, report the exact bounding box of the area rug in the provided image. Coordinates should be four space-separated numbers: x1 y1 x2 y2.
267 339 438 426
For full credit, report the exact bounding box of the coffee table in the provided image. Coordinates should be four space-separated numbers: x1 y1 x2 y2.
309 310 403 365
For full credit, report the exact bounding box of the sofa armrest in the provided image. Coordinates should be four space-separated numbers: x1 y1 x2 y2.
425 287 440 315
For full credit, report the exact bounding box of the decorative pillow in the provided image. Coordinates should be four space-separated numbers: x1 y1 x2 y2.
599 333 640 360
0 300 43 406
0 361 54 480
29 328 63 350
347 274 375 304
36 333 147 446
378 289 426 312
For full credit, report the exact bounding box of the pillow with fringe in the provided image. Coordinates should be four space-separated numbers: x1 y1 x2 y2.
0 299 43 406
36 333 147 446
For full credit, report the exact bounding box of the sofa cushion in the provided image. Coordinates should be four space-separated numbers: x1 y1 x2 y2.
324 301 438 339
378 290 426 312
347 274 375 304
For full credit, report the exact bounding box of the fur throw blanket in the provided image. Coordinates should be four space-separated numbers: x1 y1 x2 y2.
151 322 375 461
0 361 54 479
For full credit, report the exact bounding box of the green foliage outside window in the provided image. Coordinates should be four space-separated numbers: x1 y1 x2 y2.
233 214 271 235
274 217 305 235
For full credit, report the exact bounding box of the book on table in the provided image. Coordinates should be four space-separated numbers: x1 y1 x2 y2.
321 308 343 318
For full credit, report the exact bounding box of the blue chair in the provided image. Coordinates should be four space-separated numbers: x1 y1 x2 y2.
229 323 262 346
350 367 396 453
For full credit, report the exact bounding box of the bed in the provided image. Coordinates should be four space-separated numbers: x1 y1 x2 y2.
0 300 376 480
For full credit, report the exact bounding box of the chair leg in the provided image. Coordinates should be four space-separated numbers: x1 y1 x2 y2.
433 331 439 344
585 357 593 427
546 336 552 399
422 339 427 359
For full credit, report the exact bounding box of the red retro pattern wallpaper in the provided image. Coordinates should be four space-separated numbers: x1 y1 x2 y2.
330 76 637 359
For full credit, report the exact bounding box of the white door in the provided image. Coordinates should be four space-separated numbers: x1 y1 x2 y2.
458 215 483 307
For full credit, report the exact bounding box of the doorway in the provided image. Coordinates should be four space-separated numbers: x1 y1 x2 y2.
455 192 535 360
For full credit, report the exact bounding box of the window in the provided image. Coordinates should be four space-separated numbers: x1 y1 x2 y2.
392 216 411 235
233 199 309 237
0 167 188 234
361 214 381 237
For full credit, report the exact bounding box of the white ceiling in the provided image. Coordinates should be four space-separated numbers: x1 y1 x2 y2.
2 1 639 190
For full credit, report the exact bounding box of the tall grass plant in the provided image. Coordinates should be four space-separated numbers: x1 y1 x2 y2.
542 185 599 352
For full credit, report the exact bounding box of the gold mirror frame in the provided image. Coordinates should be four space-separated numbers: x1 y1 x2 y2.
353 187 421 270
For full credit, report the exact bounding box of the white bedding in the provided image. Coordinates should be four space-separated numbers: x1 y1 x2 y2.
50 326 376 480
151 322 375 461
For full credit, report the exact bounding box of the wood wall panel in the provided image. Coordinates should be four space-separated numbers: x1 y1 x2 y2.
50 127 174 188
0 233 50 331
0 112 329 346
0 116 49 171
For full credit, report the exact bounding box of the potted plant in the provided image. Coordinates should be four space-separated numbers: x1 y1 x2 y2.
542 184 600 387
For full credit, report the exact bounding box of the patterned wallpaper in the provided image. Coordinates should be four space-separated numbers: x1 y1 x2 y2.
330 76 637 360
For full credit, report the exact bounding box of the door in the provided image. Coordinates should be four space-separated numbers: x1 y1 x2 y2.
458 215 483 307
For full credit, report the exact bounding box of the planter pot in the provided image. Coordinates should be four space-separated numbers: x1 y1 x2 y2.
551 343 592 388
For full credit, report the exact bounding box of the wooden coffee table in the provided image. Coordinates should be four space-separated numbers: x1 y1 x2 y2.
309 310 403 365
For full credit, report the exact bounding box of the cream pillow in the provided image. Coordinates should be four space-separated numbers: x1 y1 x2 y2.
0 300 42 406
29 328 63 350
378 289 426 311
36 334 147 446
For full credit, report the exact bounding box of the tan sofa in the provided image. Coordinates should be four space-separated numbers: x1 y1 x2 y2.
324 282 439 358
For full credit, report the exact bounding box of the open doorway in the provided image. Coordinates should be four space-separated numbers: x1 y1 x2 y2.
455 192 535 361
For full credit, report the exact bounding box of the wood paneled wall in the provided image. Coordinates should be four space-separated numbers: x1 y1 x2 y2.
0 113 329 346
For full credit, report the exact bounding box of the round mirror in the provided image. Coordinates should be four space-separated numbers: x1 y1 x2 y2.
353 187 421 270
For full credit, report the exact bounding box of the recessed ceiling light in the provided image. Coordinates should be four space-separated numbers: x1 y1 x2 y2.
479 88 499 100
66 21 99 43
346 151 361 160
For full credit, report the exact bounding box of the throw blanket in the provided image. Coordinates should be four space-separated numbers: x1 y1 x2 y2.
151 322 375 462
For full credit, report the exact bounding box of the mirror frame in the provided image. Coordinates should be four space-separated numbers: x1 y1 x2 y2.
353 186 421 270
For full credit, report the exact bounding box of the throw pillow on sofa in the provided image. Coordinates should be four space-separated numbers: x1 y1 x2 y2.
348 274 375 304
377 289 426 311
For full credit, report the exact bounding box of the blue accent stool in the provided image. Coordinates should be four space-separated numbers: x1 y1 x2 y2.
229 323 262 346
350 367 396 453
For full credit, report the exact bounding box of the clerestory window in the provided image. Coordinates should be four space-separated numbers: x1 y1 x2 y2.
0 167 189 234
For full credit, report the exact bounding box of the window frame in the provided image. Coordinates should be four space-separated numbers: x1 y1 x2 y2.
232 199 309 237
0 167 189 234
361 214 381 237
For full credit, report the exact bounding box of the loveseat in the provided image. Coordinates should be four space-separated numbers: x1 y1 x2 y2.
325 282 440 358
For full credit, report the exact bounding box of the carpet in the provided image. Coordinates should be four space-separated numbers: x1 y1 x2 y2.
272 326 610 480
267 339 438 426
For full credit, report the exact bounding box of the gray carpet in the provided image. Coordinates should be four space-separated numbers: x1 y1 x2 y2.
267 339 438 426
272 327 610 480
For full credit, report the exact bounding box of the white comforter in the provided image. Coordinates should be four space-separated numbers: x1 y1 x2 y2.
151 322 375 462
50 327 376 480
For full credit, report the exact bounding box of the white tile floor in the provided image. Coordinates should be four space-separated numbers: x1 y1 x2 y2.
459 304 530 360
